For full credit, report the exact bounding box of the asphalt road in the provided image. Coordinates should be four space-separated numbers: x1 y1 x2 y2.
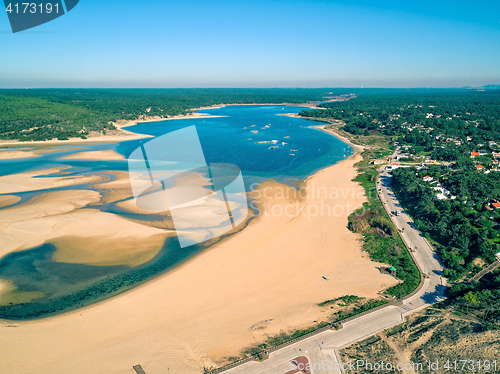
225 147 447 374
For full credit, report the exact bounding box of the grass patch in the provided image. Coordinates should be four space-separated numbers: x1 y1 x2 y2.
346 134 420 298
318 294 362 307
332 298 390 322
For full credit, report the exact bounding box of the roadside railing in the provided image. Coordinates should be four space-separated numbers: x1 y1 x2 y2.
208 152 441 374
207 294 413 374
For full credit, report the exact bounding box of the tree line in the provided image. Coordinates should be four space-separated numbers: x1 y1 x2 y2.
0 88 334 141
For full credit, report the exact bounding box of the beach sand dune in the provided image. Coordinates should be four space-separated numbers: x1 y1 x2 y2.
0 153 398 374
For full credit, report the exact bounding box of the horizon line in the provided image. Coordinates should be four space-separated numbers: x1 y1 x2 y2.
0 86 499 90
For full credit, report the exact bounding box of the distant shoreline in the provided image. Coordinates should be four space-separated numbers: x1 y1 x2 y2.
0 129 397 374
279 111 364 153
0 102 337 148
0 112 225 148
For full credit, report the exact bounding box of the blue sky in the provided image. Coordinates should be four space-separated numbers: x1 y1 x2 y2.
1 0 499 88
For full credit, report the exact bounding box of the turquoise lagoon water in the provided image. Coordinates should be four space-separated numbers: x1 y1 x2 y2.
0 105 353 319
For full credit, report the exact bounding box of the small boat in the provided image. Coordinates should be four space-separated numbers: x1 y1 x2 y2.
271 139 279 144
281 142 287 145
284 136 290 138
251 130 259 134
269 146 279 149
289 153 295 156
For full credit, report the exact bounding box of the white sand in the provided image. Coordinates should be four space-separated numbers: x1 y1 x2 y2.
0 150 40 160
0 131 151 147
59 150 126 161
0 189 172 266
0 167 102 194
115 112 226 129
0 195 21 209
0 112 228 148
0 153 398 374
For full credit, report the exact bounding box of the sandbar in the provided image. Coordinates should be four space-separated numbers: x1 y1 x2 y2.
0 152 398 374
59 150 126 161
0 189 173 266
0 150 40 160
0 146 82 160
0 195 21 209
0 279 45 306
0 167 103 194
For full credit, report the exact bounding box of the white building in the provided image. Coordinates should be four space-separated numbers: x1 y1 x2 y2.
422 176 434 182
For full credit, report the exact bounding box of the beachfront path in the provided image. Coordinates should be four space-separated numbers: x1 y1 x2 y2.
223 147 447 374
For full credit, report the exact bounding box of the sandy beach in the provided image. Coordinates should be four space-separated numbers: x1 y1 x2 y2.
0 150 397 374
0 195 21 209
0 132 151 148
0 186 174 265
0 106 311 151
280 113 364 153
313 124 365 153
114 111 227 129
0 167 102 194
0 107 393 373
59 149 126 161
0 146 85 160
0 149 41 160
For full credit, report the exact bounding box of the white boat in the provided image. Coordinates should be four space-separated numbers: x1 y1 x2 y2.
271 139 279 144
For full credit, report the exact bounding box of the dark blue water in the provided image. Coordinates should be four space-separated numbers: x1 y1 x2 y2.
0 105 352 319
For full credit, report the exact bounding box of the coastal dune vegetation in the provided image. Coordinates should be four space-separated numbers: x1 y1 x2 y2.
299 87 500 331
0 88 335 141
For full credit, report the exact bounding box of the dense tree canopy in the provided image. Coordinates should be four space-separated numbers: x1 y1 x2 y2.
0 88 335 141
301 89 500 302
301 90 500 148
